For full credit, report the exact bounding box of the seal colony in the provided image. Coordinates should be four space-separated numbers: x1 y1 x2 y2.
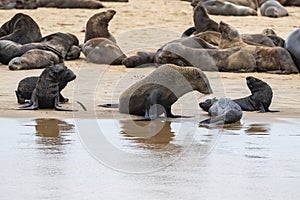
0 1 297 122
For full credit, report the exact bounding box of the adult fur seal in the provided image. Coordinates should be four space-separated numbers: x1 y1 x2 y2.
193 2 219 33
81 38 126 65
199 97 243 125
40 32 80 60
285 28 300 71
283 0 300 6
119 64 213 119
0 40 61 65
84 10 116 43
0 13 42 44
260 0 288 18
15 67 76 104
8 49 61 70
191 0 258 10
19 63 76 111
199 76 278 112
36 0 104 9
202 0 257 16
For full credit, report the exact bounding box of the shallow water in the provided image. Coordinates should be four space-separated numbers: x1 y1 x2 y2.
1 117 300 200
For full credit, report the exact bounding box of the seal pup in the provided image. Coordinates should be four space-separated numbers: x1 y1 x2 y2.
40 32 80 60
15 67 76 104
202 0 257 16
260 0 288 18
81 38 126 65
36 0 104 9
0 13 42 44
84 10 116 43
8 49 61 70
19 63 76 111
119 64 213 119
233 76 278 112
285 28 300 71
199 97 243 125
261 28 285 47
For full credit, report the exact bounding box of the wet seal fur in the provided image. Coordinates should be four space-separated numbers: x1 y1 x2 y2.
199 97 243 125
84 10 116 43
15 67 76 104
18 63 77 111
200 76 278 113
0 13 42 44
119 64 213 119
285 28 300 71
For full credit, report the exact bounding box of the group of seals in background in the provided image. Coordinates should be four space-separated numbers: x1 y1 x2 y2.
0 0 128 9
184 0 298 17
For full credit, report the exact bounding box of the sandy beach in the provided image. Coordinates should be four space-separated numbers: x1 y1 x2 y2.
0 0 299 120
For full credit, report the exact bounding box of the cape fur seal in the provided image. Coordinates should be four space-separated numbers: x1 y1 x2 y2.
19 63 76 111
36 0 104 9
283 0 300 6
193 3 219 33
84 10 116 43
199 97 243 125
119 64 213 119
285 28 300 71
0 40 61 65
191 0 258 10
15 68 76 104
202 0 257 16
40 32 80 60
81 38 126 65
260 0 288 18
8 49 61 70
0 13 42 44
199 76 278 113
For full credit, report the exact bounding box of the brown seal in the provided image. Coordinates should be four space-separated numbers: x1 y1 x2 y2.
40 32 81 60
15 68 76 104
193 2 219 33
18 63 76 111
81 38 126 65
36 0 104 9
8 49 61 70
119 64 213 119
84 10 116 43
0 13 42 44
283 0 300 6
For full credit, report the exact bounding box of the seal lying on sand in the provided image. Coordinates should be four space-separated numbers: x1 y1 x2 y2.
260 0 288 18
36 0 104 9
0 40 61 65
199 97 243 125
81 38 126 65
202 0 257 16
285 28 300 71
0 13 42 44
40 32 80 60
8 49 61 70
191 0 258 10
19 63 77 111
199 76 278 113
15 67 76 104
119 64 213 119
283 0 300 6
84 10 116 43
155 21 298 74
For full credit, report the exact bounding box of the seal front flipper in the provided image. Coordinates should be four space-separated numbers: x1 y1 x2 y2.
18 102 38 110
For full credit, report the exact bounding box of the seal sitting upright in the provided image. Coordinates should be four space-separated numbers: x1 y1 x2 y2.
119 64 213 119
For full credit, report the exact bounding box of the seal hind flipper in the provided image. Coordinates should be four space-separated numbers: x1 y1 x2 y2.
98 103 119 108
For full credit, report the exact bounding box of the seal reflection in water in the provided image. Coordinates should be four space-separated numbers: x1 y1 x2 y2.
119 120 179 151
34 118 75 152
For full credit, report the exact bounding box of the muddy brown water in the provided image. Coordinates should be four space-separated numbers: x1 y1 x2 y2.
1 117 300 199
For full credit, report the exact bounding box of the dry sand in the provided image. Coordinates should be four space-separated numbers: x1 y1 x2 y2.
0 0 299 121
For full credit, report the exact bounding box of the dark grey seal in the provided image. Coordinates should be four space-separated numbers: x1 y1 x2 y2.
18 63 77 111
285 28 300 71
